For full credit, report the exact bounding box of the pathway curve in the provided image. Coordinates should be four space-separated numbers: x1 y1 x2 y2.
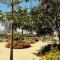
0 41 48 60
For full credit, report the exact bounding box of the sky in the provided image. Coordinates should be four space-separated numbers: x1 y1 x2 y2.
0 0 40 12
0 22 5 31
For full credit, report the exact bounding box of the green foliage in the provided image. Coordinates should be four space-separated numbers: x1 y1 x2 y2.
1 0 60 36
40 44 52 55
0 0 3 2
41 49 60 60
13 32 22 37
6 32 22 39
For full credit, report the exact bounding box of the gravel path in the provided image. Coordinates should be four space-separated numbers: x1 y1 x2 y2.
0 41 48 60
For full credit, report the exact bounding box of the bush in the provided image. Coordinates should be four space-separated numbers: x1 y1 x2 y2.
14 36 20 41
6 40 31 49
38 43 60 56
37 44 52 56
0 39 3 42
13 32 22 38
41 50 60 60
6 32 22 39
35 39 39 42
19 37 24 40
6 42 11 48
41 44 52 54
3 39 8 42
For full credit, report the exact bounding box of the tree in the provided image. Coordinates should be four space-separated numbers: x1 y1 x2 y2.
30 6 46 35
0 0 22 60
34 0 60 36
41 0 60 29
5 8 31 36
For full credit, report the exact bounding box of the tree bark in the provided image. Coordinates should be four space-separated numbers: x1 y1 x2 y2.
10 23 13 60
22 28 23 36
10 0 14 60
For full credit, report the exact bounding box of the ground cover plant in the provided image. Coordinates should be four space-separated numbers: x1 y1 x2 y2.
5 37 38 49
6 40 31 49
36 43 60 56
40 49 60 60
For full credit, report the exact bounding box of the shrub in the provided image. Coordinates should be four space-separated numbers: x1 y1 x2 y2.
0 39 3 42
30 40 36 44
41 50 60 60
6 40 31 49
40 44 52 54
14 36 19 41
6 42 10 48
6 32 22 39
19 37 24 40
35 39 39 42
3 39 8 42
38 44 60 56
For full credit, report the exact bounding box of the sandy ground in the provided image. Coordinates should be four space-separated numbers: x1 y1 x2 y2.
0 41 48 60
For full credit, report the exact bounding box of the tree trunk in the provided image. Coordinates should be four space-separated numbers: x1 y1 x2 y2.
10 24 13 60
22 28 23 36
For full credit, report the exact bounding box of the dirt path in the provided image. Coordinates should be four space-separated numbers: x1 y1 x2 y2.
0 41 48 60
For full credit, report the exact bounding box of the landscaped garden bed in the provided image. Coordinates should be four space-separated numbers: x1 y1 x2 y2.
6 40 31 49
36 43 60 57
